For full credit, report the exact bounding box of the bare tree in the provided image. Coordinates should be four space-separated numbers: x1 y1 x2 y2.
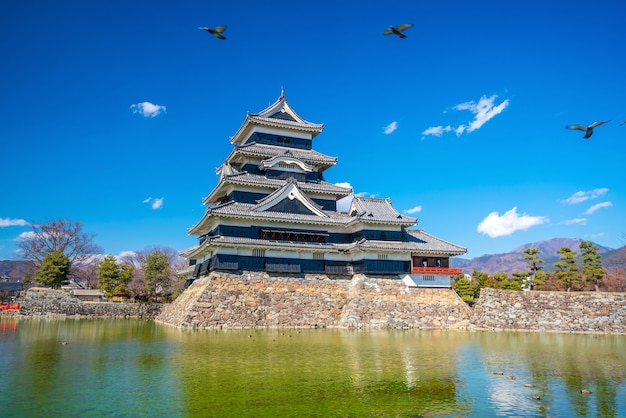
120 246 185 301
17 218 103 269
71 257 101 289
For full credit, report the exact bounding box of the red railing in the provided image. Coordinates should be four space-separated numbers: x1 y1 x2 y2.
411 267 463 275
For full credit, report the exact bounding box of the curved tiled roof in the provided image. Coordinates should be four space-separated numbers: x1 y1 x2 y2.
181 235 345 258
199 201 351 226
405 229 467 254
181 229 466 259
228 143 337 166
202 172 352 204
349 197 416 225
230 93 324 145
190 194 424 236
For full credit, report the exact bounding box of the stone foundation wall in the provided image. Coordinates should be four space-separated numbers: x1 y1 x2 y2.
155 271 472 329
19 287 160 318
20 279 626 334
470 288 626 334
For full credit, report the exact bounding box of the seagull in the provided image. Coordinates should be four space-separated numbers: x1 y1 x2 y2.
383 23 413 38
199 25 226 40
565 120 610 138
620 120 626 126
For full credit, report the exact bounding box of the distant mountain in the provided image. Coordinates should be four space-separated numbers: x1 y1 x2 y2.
0 260 36 281
451 238 617 275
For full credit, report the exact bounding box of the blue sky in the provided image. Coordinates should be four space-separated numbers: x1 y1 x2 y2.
2 0 625 261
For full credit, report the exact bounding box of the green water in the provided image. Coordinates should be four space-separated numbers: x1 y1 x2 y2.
1 318 625 417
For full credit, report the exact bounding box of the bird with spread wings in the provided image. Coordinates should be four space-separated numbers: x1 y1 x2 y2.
383 24 413 38
566 120 610 139
199 25 226 40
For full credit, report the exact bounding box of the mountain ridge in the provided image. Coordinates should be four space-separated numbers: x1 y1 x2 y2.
451 237 619 275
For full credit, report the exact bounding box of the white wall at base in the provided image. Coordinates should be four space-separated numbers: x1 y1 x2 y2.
400 274 451 288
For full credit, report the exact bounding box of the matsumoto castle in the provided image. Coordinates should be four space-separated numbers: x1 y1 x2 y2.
181 92 466 287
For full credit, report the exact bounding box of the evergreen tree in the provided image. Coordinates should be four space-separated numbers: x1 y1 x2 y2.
35 251 71 289
512 271 528 286
143 249 172 301
500 272 523 291
523 248 544 290
98 255 133 298
553 247 580 292
579 241 605 291
452 275 476 303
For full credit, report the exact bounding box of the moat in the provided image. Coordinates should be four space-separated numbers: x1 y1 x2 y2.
2 317 625 417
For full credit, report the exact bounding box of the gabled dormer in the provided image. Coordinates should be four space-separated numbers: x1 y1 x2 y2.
230 91 324 146
253 178 328 217
348 197 416 226
259 154 315 173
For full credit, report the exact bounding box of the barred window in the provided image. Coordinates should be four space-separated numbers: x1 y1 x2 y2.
253 249 266 257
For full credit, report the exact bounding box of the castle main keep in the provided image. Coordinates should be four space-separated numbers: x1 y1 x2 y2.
180 92 466 287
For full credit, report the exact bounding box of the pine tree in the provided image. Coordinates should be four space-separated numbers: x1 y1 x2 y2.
35 251 71 289
553 247 580 292
452 275 476 303
579 241 605 291
143 250 172 301
98 255 133 298
523 248 544 290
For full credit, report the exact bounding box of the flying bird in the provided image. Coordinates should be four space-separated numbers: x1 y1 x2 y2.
199 25 226 40
565 120 610 138
383 23 414 38
620 120 626 126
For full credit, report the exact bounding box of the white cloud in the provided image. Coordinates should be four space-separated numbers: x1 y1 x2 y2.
563 188 609 204
562 218 587 225
383 121 398 135
130 101 167 118
0 218 28 227
16 231 37 241
151 198 164 210
454 95 509 133
422 94 509 139
584 201 612 215
421 125 452 138
477 207 549 238
334 182 352 190
404 205 422 214
143 197 164 210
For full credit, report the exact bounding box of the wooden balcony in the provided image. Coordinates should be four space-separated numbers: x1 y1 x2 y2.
411 266 463 275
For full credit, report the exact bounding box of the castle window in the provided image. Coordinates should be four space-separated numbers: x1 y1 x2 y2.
378 254 388 261
253 249 266 257
313 253 324 260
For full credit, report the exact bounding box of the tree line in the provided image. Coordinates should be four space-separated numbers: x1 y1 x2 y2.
17 218 186 302
453 241 626 304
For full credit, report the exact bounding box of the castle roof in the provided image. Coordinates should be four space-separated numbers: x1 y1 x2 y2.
349 197 416 225
181 229 466 259
203 170 352 205
230 92 324 145
187 195 416 236
227 142 337 167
